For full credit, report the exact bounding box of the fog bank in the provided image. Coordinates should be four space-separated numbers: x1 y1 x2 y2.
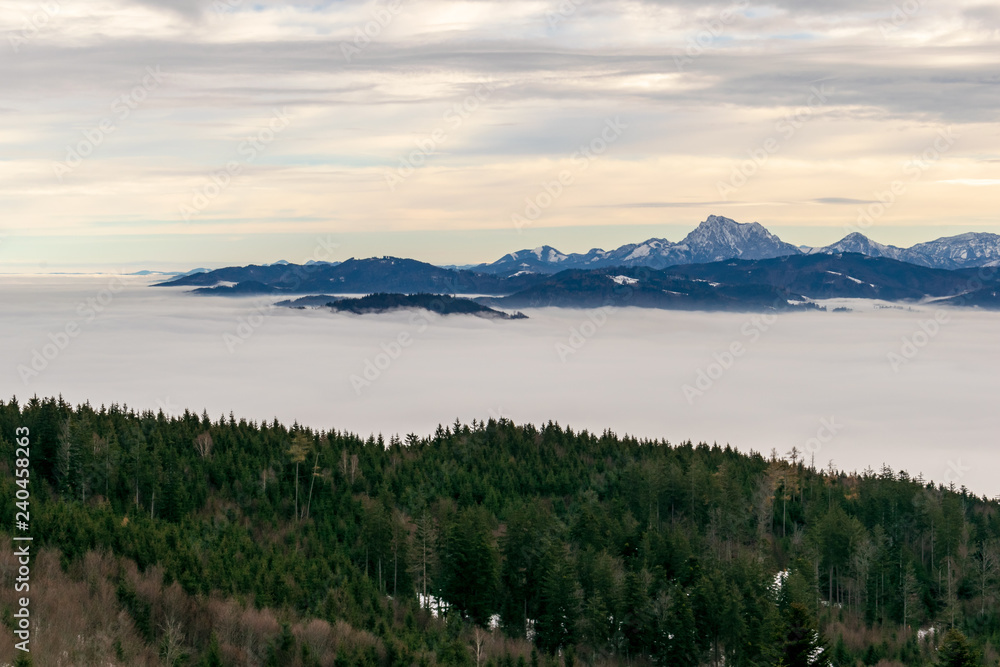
2 276 996 497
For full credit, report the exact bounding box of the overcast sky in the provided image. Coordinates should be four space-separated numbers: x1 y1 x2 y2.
2 0 999 271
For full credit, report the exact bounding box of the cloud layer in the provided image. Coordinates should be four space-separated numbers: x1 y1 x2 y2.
2 0 999 267
4 276 998 497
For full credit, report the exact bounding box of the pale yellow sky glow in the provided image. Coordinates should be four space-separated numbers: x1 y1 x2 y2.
1 0 999 270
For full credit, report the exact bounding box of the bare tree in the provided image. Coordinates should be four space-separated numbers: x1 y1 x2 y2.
194 431 213 459
305 451 323 520
288 433 311 520
974 541 998 615
160 615 186 665
471 626 487 667
340 450 362 485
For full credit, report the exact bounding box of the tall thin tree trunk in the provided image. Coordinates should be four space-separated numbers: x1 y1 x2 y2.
305 452 319 519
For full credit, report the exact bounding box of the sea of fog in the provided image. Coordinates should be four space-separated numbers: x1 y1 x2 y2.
2 275 997 497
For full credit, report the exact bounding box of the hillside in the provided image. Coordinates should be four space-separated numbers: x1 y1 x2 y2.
480 270 816 312
2 397 998 666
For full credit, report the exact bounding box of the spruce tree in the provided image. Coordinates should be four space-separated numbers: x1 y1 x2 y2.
935 629 978 667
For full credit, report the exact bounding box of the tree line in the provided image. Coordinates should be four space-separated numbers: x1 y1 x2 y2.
0 395 997 666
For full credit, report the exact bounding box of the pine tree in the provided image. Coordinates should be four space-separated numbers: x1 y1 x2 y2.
779 602 830 667
439 506 499 625
500 502 551 635
410 510 438 608
199 633 223 667
534 543 580 654
935 629 978 667
651 587 699 667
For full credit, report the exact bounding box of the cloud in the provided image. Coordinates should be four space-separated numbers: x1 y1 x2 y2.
4 276 1000 497
938 179 1000 186
3 0 1000 259
594 201 726 208
812 197 877 204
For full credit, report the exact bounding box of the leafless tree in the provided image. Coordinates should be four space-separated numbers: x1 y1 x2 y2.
160 615 187 665
194 431 213 459
471 626 487 667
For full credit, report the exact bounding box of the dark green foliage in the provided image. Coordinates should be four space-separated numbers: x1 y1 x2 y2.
200 634 224 667
265 623 297 666
779 602 830 667
1 396 999 666
534 543 580 653
651 585 699 667
438 505 499 625
325 293 527 319
935 629 979 667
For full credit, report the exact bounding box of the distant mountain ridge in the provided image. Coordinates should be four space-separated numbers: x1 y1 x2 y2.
476 216 1000 275
804 231 1000 270
479 215 802 275
154 250 1000 312
157 257 539 295
480 252 1000 310
152 215 1000 311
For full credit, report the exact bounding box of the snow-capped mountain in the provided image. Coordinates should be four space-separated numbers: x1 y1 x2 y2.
672 215 802 264
483 245 575 275
810 232 908 261
477 216 802 274
479 216 1000 275
904 232 1000 269
814 231 1000 269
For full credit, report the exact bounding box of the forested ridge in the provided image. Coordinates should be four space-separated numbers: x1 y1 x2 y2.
1 396 997 666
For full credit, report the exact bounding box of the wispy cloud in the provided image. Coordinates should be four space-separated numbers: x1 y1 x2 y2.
3 0 1000 267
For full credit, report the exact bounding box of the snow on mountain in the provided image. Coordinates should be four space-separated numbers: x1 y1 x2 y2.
485 245 572 273
675 215 802 264
814 231 1000 269
815 232 909 262
476 216 1000 275
477 216 802 274
904 232 1000 269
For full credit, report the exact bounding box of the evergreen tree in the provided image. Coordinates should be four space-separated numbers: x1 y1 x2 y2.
779 602 830 667
500 502 551 635
651 586 699 667
439 505 500 625
935 629 979 667
534 542 580 654
199 633 224 667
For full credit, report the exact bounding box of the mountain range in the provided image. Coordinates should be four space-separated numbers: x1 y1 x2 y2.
163 257 537 295
153 216 1000 311
473 215 1000 275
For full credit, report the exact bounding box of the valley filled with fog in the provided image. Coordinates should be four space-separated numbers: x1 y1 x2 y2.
3 275 997 496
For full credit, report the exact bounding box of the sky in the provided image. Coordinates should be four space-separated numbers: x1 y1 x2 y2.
2 0 1000 272
5 276 998 496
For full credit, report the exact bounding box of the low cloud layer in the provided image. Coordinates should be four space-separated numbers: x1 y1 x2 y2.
3 276 997 497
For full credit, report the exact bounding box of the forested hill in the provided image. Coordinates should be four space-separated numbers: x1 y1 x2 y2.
1 397 998 666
